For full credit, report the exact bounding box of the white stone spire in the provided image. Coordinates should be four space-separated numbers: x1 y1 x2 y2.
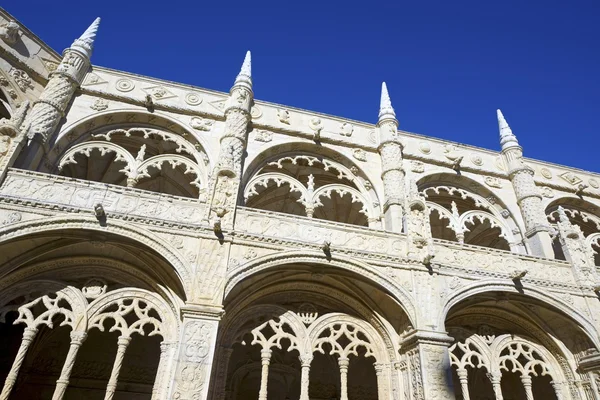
233 50 252 90
71 17 101 59
378 82 396 122
497 109 519 150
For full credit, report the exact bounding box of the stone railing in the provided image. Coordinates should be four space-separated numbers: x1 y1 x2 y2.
0 169 206 225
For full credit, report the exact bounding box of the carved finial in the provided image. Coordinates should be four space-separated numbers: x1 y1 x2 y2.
497 109 519 150
71 17 101 59
378 82 396 122
510 269 528 280
233 50 252 90
576 184 589 197
452 156 463 172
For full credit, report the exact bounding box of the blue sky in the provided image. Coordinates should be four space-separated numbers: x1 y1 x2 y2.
7 1 599 171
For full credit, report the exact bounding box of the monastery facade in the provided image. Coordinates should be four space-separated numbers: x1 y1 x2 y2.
0 10 599 400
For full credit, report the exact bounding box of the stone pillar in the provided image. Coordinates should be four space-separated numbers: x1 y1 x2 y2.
209 346 234 400
456 368 470 400
104 335 131 400
0 326 37 400
169 304 222 400
520 375 533 400
206 51 253 231
401 330 455 400
497 110 553 258
486 372 503 400
377 82 405 233
151 341 178 400
257 349 272 400
52 331 87 400
14 18 100 174
339 357 349 400
299 354 312 400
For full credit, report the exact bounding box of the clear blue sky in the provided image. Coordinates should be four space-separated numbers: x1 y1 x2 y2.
6 1 599 172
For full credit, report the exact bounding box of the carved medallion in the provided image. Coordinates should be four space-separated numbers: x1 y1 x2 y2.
190 117 214 132
419 142 431 154
589 178 599 189
540 168 553 179
277 109 291 124
90 98 108 111
484 176 503 188
541 186 554 198
352 149 367 162
115 78 135 92
250 105 262 119
253 129 273 142
410 161 424 173
184 92 202 106
470 153 483 166
339 122 354 137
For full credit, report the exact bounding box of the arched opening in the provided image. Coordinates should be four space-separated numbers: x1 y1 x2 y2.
243 147 377 227
0 90 12 121
418 174 518 252
546 198 600 265
210 262 408 399
0 230 182 399
36 112 210 200
445 290 596 400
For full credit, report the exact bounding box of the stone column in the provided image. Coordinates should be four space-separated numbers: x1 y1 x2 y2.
339 357 349 400
377 82 405 233
0 326 37 400
151 341 178 400
456 368 470 400
299 354 313 400
104 335 131 400
486 372 503 400
52 331 87 400
549 380 568 400
13 18 100 174
400 330 456 400
206 51 253 231
169 305 222 400
258 349 272 400
373 362 389 400
520 375 533 400
497 110 553 258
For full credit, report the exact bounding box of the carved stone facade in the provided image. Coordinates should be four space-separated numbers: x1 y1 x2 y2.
0 8 599 400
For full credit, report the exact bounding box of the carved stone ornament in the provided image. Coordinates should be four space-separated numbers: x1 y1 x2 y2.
0 20 19 44
541 186 554 198
143 85 176 100
352 148 367 162
410 161 424 173
540 168 553 179
250 105 262 119
82 278 108 299
484 176 503 188
190 117 214 132
0 211 21 225
309 117 323 133
444 144 461 161
184 92 202 106
253 129 273 142
9 68 32 92
277 108 290 124
115 78 135 92
339 122 354 137
589 178 600 189
560 171 582 185
419 142 431 154
470 153 483 166
90 98 109 111
82 73 107 86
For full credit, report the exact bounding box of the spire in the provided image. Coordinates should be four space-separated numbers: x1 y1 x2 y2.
70 17 101 59
233 50 252 90
378 82 396 123
497 109 519 150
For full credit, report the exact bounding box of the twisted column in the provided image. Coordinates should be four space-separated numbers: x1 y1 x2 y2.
520 375 533 400
487 372 503 400
151 341 178 400
52 331 87 400
456 368 470 400
104 336 132 400
0 326 38 400
258 349 272 400
338 357 349 400
299 355 312 400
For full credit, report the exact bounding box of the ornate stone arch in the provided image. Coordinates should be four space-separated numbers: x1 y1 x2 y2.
0 215 193 298
82 287 179 341
439 280 600 350
418 172 523 252
224 250 417 328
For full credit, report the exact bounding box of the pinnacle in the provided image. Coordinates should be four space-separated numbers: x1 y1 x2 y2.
378 81 396 120
234 50 252 89
497 109 519 150
70 17 101 59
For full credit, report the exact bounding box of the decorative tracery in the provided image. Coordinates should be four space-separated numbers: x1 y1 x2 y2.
55 125 209 200
421 184 516 251
244 153 378 227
